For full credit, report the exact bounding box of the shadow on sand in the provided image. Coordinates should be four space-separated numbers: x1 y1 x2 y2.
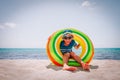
46 63 99 72
46 63 62 71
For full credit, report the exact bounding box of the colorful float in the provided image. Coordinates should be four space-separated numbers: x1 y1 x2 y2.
46 28 94 66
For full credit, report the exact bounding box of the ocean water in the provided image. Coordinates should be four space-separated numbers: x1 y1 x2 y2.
0 48 120 60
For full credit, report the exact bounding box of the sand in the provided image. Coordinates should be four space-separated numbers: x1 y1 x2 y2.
0 59 120 80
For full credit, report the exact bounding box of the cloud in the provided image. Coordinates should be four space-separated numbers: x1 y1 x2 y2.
0 22 16 29
81 0 91 8
0 25 4 29
81 0 95 10
4 22 16 28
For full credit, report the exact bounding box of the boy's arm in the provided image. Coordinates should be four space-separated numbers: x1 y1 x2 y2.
74 44 80 49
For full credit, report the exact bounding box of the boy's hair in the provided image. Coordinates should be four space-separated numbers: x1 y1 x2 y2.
62 30 73 39
63 30 72 34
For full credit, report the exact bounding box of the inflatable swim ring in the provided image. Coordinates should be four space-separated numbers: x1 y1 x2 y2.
46 28 94 66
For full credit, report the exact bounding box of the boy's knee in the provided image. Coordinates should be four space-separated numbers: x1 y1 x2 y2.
70 52 75 56
73 54 77 58
70 52 78 58
64 53 70 57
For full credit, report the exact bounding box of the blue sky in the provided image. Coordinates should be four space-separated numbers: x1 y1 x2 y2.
0 0 120 48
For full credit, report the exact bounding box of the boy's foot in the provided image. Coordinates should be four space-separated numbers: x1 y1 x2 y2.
84 63 90 71
81 62 90 71
63 64 77 71
63 66 77 71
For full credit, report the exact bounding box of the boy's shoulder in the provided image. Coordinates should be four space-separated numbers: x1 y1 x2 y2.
71 39 75 42
60 40 64 44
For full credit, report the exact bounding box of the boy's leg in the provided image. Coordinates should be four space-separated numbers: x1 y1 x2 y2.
70 52 83 65
62 53 77 71
62 53 70 68
70 52 87 69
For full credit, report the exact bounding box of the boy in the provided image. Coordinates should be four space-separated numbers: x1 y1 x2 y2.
60 30 89 71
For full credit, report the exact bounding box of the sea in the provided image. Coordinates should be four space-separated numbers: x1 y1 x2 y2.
0 48 120 60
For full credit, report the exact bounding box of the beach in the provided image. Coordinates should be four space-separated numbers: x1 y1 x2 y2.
0 60 120 80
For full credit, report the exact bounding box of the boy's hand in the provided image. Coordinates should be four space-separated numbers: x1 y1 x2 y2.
77 44 80 48
75 44 80 49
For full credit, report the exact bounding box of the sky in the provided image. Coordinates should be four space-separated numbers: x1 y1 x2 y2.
0 0 120 48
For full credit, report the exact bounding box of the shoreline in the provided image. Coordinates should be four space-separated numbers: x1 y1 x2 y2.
0 60 120 80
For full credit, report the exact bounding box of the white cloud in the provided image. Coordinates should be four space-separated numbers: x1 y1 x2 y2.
81 0 95 10
0 24 4 29
81 0 91 8
4 22 16 28
0 22 16 29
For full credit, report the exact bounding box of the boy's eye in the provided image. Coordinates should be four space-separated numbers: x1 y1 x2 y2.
63 36 72 39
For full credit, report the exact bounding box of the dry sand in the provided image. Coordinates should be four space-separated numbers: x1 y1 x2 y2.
0 59 120 80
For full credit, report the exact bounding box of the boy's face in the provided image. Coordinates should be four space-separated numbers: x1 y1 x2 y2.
63 34 73 45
